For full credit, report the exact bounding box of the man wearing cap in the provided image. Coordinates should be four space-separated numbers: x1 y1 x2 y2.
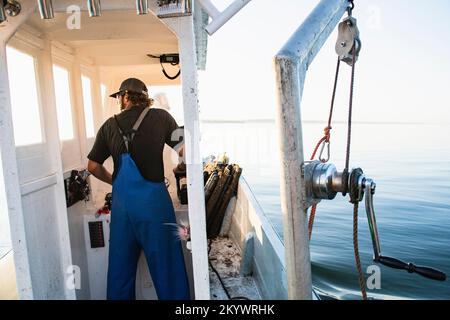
87 78 189 300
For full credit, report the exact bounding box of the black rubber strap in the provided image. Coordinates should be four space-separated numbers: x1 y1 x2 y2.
114 115 131 152
114 108 151 153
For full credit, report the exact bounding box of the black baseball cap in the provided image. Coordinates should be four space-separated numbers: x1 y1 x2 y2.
110 78 149 98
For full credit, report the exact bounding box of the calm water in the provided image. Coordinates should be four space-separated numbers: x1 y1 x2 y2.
200 121 450 300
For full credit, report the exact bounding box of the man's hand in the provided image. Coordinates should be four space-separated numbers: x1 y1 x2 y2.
178 145 184 157
88 160 113 185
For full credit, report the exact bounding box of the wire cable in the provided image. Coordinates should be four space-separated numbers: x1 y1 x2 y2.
345 42 357 172
308 58 341 239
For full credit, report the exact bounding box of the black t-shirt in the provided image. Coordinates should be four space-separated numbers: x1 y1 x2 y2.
87 105 183 182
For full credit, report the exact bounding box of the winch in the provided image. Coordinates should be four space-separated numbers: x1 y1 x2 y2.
303 1 447 300
303 161 447 282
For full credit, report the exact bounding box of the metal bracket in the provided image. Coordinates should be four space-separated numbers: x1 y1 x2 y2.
197 0 252 35
303 161 321 210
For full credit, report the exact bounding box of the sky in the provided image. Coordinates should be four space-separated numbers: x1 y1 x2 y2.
196 0 450 124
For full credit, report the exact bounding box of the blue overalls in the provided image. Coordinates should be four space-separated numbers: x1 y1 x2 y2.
107 107 190 300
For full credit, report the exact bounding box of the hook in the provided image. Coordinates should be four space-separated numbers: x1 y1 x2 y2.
319 141 330 163
347 0 355 16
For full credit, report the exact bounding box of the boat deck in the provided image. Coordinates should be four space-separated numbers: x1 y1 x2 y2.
208 237 261 300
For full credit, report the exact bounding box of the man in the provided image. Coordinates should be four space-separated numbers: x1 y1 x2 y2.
87 78 189 300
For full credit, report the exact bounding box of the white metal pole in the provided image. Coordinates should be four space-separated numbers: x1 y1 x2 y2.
202 0 252 35
0 0 38 300
0 41 34 300
176 22 211 300
274 0 350 300
150 0 211 299
197 0 219 19
38 38 77 300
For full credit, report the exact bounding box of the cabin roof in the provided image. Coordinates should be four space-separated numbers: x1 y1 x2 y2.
24 7 208 85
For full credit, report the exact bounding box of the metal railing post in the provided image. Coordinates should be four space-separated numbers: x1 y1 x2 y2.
274 0 350 300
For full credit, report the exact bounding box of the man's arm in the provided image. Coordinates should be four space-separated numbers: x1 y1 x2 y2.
88 160 113 185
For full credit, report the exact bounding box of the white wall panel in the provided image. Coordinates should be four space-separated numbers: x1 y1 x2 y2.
21 187 65 299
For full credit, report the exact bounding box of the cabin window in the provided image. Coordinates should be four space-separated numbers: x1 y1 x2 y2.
6 46 43 146
101 83 107 108
52 65 75 141
82 76 95 138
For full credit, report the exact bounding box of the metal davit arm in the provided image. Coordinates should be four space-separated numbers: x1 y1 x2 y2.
197 0 252 35
274 0 351 300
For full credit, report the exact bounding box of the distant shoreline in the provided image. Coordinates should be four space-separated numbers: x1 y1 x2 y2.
200 119 449 125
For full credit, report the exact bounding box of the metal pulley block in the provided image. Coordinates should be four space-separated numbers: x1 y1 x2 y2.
335 16 361 66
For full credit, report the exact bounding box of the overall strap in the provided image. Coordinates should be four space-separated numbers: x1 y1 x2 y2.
131 107 151 138
114 107 151 152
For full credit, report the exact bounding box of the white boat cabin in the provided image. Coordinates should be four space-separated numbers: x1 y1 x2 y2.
0 0 211 300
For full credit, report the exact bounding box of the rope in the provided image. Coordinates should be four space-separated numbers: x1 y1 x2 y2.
310 136 327 161
328 59 341 127
308 204 317 241
310 58 341 163
345 44 365 299
345 43 357 172
308 58 341 239
353 202 367 300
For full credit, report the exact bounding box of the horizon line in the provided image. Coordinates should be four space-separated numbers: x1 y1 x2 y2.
199 119 450 125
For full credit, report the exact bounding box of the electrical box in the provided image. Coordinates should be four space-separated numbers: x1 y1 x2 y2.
88 221 105 248
160 54 179 65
